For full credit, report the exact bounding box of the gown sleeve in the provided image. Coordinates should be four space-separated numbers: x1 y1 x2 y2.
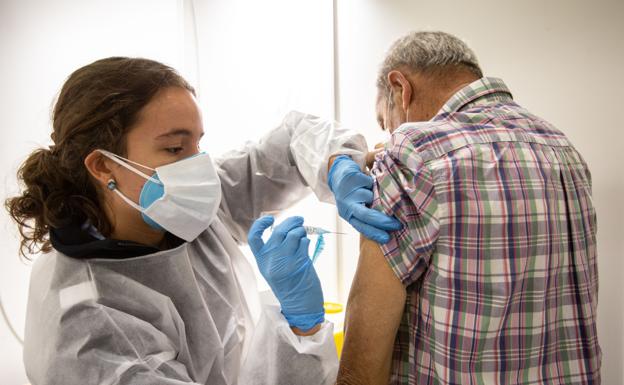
215 110 367 243
238 301 339 385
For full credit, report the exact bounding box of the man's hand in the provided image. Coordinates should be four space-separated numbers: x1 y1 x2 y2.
328 155 402 244
337 236 406 385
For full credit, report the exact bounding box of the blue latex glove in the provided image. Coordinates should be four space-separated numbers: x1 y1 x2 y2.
248 215 324 331
328 155 402 244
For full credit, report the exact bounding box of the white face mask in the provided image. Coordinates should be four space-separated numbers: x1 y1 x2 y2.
98 149 222 242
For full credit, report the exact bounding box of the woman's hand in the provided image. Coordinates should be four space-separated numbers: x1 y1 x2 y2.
248 216 325 333
328 155 402 244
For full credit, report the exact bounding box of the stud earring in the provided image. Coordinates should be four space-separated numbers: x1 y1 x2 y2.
107 179 117 191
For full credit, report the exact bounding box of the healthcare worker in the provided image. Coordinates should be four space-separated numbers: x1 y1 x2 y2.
5 57 400 385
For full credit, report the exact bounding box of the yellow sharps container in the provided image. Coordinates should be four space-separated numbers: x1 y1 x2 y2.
323 302 344 358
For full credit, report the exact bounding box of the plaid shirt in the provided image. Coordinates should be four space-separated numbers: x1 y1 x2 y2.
371 78 600 385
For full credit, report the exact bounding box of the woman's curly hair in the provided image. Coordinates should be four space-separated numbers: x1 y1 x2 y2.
5 57 194 257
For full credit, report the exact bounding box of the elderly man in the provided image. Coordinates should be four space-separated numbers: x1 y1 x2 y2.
331 31 601 384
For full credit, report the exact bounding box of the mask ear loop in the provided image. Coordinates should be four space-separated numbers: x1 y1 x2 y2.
385 87 411 128
384 89 392 131
97 149 162 186
107 178 144 212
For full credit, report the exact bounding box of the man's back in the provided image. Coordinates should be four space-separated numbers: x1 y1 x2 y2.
371 77 601 384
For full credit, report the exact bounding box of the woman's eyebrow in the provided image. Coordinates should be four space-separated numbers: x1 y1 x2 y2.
155 128 205 139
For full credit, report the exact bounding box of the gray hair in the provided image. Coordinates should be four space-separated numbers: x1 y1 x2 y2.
377 31 482 93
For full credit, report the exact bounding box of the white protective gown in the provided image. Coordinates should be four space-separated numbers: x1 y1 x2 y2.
22 111 367 385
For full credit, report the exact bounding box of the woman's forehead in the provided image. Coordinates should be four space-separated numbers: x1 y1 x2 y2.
131 87 203 137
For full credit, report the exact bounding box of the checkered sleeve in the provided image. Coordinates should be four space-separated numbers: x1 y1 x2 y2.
371 132 440 286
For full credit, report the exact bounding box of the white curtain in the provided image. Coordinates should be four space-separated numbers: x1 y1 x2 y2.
189 0 341 299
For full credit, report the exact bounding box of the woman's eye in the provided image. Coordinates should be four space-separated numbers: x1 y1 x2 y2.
165 147 183 154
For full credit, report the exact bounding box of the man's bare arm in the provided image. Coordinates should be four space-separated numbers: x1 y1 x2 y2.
337 236 407 385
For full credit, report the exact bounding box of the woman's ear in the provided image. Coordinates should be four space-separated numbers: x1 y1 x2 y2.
386 70 413 113
84 150 115 188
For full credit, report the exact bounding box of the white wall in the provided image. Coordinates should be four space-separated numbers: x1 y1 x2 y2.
335 0 624 384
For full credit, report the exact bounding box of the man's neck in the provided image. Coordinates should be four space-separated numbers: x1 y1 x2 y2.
415 75 478 121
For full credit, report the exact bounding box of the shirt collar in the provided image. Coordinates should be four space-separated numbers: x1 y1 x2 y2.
434 77 513 119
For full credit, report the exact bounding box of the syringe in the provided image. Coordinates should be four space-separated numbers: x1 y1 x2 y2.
257 213 349 264
260 211 347 236
303 226 348 236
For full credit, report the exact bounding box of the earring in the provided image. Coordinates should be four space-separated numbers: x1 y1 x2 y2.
107 179 117 191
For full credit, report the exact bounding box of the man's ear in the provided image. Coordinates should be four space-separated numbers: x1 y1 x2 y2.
387 70 413 113
84 150 116 189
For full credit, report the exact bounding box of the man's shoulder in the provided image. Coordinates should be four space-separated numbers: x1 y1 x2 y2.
390 103 572 163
